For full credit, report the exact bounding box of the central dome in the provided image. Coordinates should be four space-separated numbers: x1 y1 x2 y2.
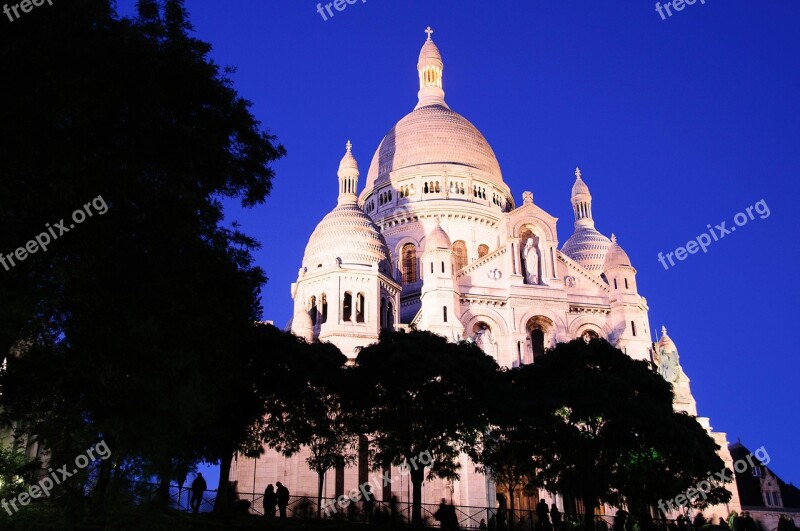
364 104 504 190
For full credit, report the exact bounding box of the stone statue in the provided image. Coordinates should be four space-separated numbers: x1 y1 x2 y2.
522 237 540 285
474 324 496 357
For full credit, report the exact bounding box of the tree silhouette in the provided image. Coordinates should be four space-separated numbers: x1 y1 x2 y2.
517 338 729 530
0 0 285 514
259 338 354 518
350 330 499 525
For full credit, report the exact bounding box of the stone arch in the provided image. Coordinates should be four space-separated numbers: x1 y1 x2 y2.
512 218 556 243
461 308 510 338
524 315 557 363
567 315 613 341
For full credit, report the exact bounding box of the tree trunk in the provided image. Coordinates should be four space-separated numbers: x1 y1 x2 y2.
508 486 516 529
582 496 596 531
90 456 113 516
214 451 234 513
411 466 425 525
317 471 325 519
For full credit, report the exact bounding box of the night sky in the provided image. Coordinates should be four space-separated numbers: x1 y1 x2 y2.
116 1 800 488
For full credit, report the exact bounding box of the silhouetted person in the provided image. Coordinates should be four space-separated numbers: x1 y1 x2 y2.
263 484 277 517
361 484 375 523
479 518 487 530
676 515 688 531
435 498 459 530
190 473 206 514
489 515 497 531
693 512 707 529
551 504 562 531
537 499 551 531
275 481 290 518
719 517 730 528
743 512 757 531
614 509 629 531
389 495 399 523
730 512 742 531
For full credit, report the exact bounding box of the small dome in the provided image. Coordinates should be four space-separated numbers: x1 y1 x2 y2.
426 221 452 250
658 326 677 353
302 203 391 272
338 140 359 177
604 234 633 270
292 308 314 342
418 38 443 70
572 177 591 198
561 228 612 275
365 105 503 190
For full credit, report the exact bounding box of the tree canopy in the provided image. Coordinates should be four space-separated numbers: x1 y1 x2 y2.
350 330 500 524
0 0 285 513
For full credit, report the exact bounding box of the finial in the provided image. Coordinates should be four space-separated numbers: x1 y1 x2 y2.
425 26 434 41
575 167 582 180
661 325 668 337
345 140 352 153
611 233 617 243
522 191 534 205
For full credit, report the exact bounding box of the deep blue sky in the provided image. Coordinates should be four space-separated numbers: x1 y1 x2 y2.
117 1 800 488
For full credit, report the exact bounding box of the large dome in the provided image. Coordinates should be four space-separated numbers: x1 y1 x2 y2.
364 104 504 190
302 203 391 271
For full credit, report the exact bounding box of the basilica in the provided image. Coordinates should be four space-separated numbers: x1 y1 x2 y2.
231 28 740 519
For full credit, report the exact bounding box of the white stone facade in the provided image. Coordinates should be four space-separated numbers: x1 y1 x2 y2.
232 29 739 515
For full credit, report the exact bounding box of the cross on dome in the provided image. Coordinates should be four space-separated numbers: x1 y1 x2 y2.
575 167 582 180
425 26 434 41
346 140 352 153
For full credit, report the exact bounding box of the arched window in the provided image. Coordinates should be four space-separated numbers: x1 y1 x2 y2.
343 292 352 322
531 328 545 362
478 244 489 258
624 278 629 290
443 306 448 323
321 294 328 323
581 329 599 343
387 302 394 329
613 278 618 289
424 182 429 194
356 293 365 323
453 241 468 271
441 261 445 273
380 297 387 329
309 296 317 326
402 244 417 284
631 321 637 337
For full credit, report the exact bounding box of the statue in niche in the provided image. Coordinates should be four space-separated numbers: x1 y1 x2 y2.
657 347 694 405
522 236 540 285
473 324 497 358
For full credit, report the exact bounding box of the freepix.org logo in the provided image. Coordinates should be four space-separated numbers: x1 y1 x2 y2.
657 199 770 271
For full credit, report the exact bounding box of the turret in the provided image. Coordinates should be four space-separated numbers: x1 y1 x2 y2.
416 27 447 109
417 220 464 339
